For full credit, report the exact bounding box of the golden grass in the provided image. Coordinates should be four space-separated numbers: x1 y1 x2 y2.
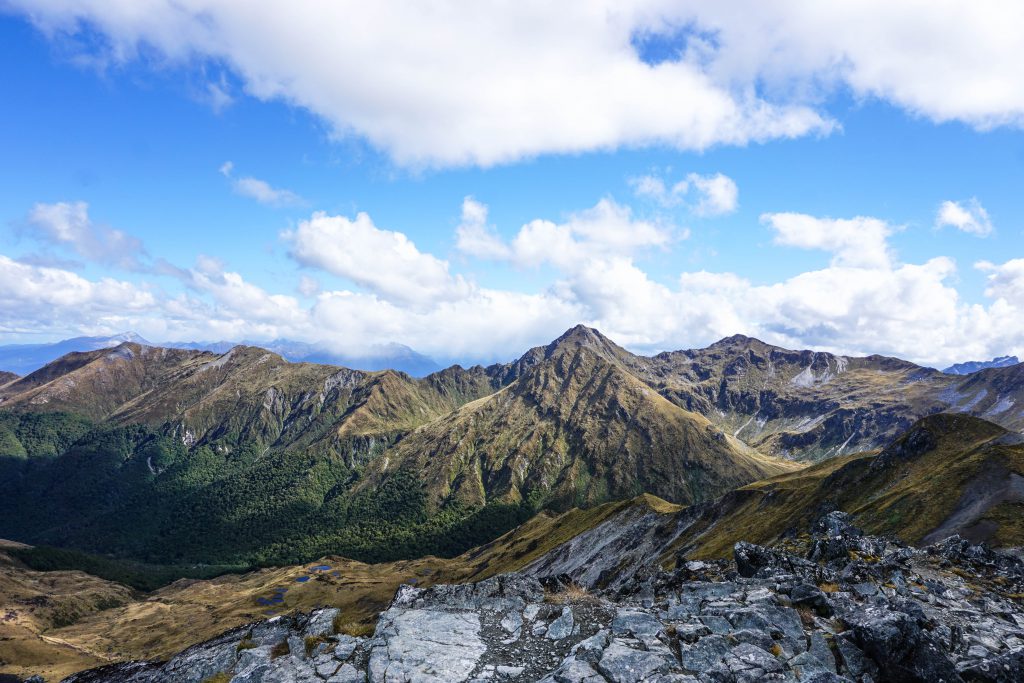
544 583 594 605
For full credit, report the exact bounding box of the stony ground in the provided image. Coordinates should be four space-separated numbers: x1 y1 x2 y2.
59 513 1024 682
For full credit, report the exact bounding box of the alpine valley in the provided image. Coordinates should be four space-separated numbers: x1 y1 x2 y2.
2 326 1024 683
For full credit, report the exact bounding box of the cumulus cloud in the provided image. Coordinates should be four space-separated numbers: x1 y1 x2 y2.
0 254 156 335
936 199 993 236
687 173 739 216
977 258 1024 302
219 160 303 207
458 198 675 270
761 212 896 269
25 201 147 270
630 172 737 216
454 197 510 261
11 2 1024 167
283 211 472 306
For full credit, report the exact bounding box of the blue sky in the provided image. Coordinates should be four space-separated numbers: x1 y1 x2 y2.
0 2 1022 367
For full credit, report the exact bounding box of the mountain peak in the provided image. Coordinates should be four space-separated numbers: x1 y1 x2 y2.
708 333 766 349
544 325 632 363
551 324 607 345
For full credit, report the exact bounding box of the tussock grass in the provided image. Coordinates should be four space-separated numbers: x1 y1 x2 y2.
545 582 594 605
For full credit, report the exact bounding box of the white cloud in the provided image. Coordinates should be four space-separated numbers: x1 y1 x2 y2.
629 175 689 207
8 1 832 167
630 172 737 216
297 275 320 297
231 177 304 207
12 2 1024 167
0 254 156 336
455 197 510 261
761 212 895 269
219 160 303 207
202 73 233 112
687 173 739 216
977 258 1024 302
458 198 674 270
25 201 147 270
936 198 993 237
283 211 472 306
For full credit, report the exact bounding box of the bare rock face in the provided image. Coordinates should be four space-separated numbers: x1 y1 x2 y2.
62 515 1024 683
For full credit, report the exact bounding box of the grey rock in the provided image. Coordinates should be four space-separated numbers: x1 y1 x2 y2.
809 632 837 673
326 663 364 683
834 632 878 680
731 643 784 673
495 665 524 677
315 654 340 678
611 609 663 638
161 639 237 683
367 608 484 682
538 658 606 683
959 646 1024 682
499 611 523 637
288 635 306 659
597 639 674 683
332 635 359 662
547 606 575 640
303 609 341 640
679 634 730 671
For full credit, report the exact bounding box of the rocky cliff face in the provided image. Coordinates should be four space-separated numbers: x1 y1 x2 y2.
61 513 1024 683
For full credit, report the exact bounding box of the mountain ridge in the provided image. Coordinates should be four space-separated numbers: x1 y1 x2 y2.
0 333 441 377
1 326 1022 570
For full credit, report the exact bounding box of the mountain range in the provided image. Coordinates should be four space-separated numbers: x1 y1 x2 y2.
943 354 1021 375
0 334 440 377
0 325 1022 569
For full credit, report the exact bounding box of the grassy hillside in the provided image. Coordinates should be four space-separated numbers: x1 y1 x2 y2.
671 413 1024 559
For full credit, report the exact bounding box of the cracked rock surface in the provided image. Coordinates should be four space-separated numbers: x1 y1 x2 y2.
61 513 1024 683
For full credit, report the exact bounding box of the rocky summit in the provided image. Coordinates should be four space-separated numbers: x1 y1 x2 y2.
63 512 1024 683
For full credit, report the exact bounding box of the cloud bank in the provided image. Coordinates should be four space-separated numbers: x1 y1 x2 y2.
2 197 1022 368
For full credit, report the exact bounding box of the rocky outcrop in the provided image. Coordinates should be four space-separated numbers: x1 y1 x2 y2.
63 513 1024 683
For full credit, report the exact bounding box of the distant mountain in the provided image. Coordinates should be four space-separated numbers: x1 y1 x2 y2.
0 333 150 376
943 355 1020 375
0 333 440 377
165 338 440 376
